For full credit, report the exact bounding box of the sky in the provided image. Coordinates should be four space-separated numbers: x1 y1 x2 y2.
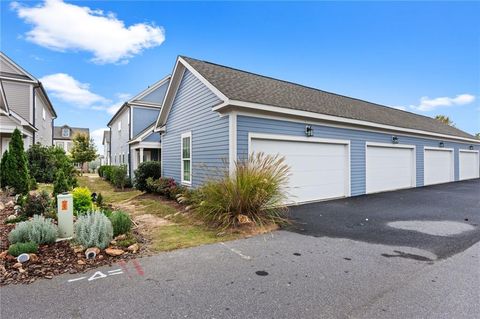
1 0 479 154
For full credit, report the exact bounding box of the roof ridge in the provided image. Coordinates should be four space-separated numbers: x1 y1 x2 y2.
181 56 471 137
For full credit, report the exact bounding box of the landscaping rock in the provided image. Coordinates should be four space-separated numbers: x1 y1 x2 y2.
105 248 124 256
19 268 26 273
77 260 86 265
127 243 139 254
12 262 22 269
73 245 85 253
0 250 8 259
115 234 127 241
5 201 14 208
29 254 39 263
6 214 17 221
13 205 21 211
98 255 104 260
110 240 117 245
0 202 5 210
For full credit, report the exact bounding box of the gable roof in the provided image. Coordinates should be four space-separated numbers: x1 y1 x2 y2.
175 56 475 141
53 125 89 140
128 122 157 144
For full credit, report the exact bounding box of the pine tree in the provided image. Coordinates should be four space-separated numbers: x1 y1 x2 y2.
6 129 30 194
0 149 9 188
53 170 69 196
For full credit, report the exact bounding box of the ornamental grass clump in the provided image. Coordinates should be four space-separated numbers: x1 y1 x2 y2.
74 211 113 249
195 152 290 229
8 215 58 245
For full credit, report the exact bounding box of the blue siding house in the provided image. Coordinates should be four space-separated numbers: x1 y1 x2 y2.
107 76 170 177
155 56 480 204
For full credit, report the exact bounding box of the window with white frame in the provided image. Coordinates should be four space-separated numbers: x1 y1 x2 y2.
181 132 192 184
62 128 70 137
118 121 122 132
42 107 46 120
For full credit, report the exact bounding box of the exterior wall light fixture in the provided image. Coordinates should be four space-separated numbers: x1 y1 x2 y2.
392 136 399 144
439 141 445 148
469 145 474 150
305 125 314 137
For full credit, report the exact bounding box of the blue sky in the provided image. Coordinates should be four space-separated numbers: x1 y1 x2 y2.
1 0 479 151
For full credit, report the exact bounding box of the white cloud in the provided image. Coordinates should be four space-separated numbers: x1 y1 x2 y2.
40 73 108 106
12 0 165 64
90 127 108 156
40 73 130 115
410 94 475 112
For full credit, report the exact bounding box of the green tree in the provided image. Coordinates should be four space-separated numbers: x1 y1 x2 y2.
53 170 69 196
70 133 97 174
0 149 9 188
4 129 30 194
434 115 455 127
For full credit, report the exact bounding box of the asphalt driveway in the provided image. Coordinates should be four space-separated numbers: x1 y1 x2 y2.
287 179 480 259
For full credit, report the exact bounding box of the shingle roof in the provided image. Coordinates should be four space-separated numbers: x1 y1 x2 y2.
53 125 89 140
182 57 475 139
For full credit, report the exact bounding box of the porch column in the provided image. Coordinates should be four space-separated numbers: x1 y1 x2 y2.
131 149 137 173
139 148 144 164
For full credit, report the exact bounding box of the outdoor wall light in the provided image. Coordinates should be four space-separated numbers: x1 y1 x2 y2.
439 141 445 148
305 125 314 137
392 136 399 144
469 145 474 150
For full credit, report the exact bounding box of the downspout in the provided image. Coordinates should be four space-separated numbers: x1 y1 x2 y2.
32 86 36 144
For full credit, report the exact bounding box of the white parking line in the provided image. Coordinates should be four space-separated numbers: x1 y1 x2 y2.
220 242 252 260
107 269 122 273
68 277 86 282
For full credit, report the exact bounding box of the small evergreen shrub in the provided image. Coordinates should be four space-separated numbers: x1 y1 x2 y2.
8 242 38 257
0 149 8 188
53 170 70 196
8 215 58 245
72 187 93 214
4 129 30 194
112 165 128 190
109 211 132 237
134 161 162 192
74 211 113 249
23 191 51 217
96 193 104 207
27 144 77 186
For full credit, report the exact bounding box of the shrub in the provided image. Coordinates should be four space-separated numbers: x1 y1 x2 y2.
146 177 177 197
103 166 114 181
53 170 70 196
74 211 113 249
8 215 58 245
8 242 39 257
0 149 9 188
98 165 109 178
23 191 51 217
134 161 162 192
72 187 93 214
27 144 77 187
96 193 104 207
5 214 28 224
3 129 30 194
112 165 128 190
195 153 290 229
109 211 132 237
177 187 204 206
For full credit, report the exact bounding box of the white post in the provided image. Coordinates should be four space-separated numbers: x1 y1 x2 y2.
57 193 74 238
139 148 144 164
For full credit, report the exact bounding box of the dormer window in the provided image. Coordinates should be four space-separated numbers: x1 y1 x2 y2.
62 128 70 137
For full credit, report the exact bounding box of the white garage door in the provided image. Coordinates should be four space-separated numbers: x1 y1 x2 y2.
250 135 350 204
366 143 415 194
459 150 480 180
424 148 454 186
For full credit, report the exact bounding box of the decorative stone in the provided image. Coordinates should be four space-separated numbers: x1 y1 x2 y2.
7 214 17 221
110 240 117 245
14 205 21 211
127 243 139 254
73 245 85 253
98 255 104 260
0 202 5 210
105 248 124 256
29 254 39 263
115 234 127 241
19 268 26 273
0 250 8 259
12 262 22 269
5 200 14 208
77 259 86 265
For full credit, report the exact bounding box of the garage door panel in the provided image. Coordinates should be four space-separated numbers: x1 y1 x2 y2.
459 151 479 180
424 149 453 185
251 138 349 203
366 145 415 194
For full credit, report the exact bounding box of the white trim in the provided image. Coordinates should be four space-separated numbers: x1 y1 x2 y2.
181 131 192 186
214 100 479 144
130 141 161 149
458 149 480 180
0 52 38 81
365 142 416 194
128 124 156 144
248 132 351 199
459 149 480 154
129 75 171 102
423 147 455 185
0 76 36 84
228 111 237 175
229 110 478 146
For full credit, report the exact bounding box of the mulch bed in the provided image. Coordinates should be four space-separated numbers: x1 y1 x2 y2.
0 193 146 286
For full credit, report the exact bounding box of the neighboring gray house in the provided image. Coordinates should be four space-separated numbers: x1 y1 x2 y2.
107 76 170 176
102 130 110 165
53 125 90 154
0 52 57 154
154 56 480 204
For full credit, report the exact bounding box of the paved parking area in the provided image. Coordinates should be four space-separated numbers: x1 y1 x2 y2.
287 179 480 259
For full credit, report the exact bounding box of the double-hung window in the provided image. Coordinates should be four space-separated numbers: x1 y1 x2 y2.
181 132 192 185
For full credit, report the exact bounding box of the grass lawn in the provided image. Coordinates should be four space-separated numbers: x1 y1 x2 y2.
77 174 243 252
